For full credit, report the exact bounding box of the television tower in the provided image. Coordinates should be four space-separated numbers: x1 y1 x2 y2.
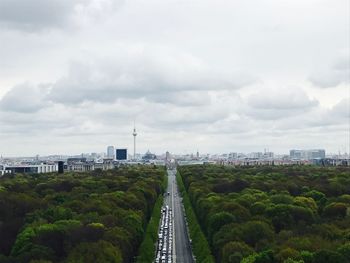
133 122 137 160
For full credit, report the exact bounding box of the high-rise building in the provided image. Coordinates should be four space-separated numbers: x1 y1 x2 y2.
307 149 326 159
248 152 263 159
165 151 171 161
290 149 325 160
264 152 274 158
58 161 64 174
290 150 302 159
107 146 115 159
229 152 238 159
116 149 127 160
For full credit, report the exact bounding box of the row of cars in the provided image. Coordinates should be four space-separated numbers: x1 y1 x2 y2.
155 205 173 263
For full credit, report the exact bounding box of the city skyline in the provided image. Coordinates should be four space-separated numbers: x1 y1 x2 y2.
0 0 349 156
1 146 346 159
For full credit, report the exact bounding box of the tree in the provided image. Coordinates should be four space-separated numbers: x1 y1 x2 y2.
234 221 274 248
66 241 122 263
324 202 348 218
251 202 267 215
207 212 235 240
0 166 166 262
11 227 36 257
103 227 132 262
293 196 318 214
254 250 275 263
313 249 345 263
283 259 303 263
300 251 313 263
265 205 294 232
221 241 254 263
337 243 350 262
276 248 301 262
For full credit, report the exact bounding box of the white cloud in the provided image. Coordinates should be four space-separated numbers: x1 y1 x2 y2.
47 48 254 105
0 83 50 113
309 54 350 88
243 87 319 120
247 88 318 110
0 0 124 31
0 0 348 155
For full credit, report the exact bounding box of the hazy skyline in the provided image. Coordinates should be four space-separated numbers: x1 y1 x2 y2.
0 0 349 156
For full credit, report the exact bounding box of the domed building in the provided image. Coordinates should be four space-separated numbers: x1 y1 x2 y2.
142 150 157 161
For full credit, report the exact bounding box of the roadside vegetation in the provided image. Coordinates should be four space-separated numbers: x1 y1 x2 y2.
136 172 167 263
178 165 350 263
176 172 215 263
0 165 165 263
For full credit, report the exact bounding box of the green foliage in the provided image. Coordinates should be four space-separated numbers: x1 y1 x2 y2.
276 248 301 262
0 166 166 263
254 249 275 263
136 192 164 262
177 172 215 263
221 241 254 263
313 249 345 263
338 243 350 262
235 221 274 248
178 165 350 263
300 251 313 263
207 212 235 240
66 240 122 263
282 259 303 263
323 202 348 218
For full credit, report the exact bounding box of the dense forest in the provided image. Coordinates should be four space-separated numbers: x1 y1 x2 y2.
178 165 350 263
0 165 166 263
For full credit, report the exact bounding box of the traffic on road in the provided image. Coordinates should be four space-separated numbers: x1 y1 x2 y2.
155 205 173 263
154 168 194 263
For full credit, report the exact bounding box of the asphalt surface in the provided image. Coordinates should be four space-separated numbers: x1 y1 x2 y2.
167 169 194 263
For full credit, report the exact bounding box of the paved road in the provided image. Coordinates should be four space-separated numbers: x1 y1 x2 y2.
167 169 194 263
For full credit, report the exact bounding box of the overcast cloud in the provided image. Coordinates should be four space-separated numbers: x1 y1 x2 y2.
0 0 349 156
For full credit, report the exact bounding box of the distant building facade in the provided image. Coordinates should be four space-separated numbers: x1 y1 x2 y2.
229 152 238 159
142 150 157 161
263 152 274 158
58 161 64 174
1 164 58 175
165 151 171 161
107 146 115 159
248 152 263 159
116 149 127 160
67 157 87 164
0 165 11 176
290 149 325 160
66 158 115 172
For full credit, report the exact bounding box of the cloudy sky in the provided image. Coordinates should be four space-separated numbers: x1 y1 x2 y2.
0 0 349 156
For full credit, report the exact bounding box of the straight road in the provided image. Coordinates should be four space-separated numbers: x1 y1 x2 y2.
167 169 194 263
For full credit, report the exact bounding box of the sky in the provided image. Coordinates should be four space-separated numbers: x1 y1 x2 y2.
0 0 349 156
